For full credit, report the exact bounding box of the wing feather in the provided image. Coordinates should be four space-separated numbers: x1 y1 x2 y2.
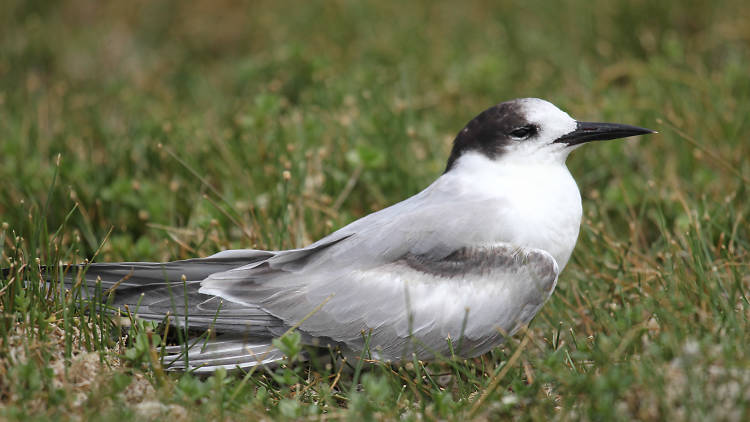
53 250 286 335
201 241 558 361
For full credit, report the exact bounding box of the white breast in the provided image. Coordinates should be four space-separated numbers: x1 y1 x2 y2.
438 152 583 269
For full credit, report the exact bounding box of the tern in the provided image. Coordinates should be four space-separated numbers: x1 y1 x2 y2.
60 98 654 372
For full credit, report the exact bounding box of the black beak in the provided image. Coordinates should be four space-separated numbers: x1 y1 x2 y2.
554 121 656 146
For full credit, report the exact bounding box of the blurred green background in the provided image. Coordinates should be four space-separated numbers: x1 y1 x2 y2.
1 0 748 420
2 0 747 260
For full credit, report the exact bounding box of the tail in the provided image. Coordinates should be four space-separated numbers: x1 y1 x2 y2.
43 249 292 371
163 336 291 373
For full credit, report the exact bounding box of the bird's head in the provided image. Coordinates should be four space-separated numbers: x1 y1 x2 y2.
444 98 655 172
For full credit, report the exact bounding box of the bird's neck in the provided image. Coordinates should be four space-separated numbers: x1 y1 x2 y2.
444 152 583 269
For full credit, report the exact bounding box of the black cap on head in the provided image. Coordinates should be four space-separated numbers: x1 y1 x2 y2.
444 101 537 173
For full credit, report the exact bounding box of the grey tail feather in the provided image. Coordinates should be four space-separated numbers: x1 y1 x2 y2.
43 250 289 336
163 336 290 373
52 249 275 291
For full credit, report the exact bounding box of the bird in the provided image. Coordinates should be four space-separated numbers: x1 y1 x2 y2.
58 98 655 372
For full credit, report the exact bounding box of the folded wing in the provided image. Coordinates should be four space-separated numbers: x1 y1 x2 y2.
201 242 559 361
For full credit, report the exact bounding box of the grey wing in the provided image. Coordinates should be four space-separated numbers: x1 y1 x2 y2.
200 241 559 361
55 249 287 335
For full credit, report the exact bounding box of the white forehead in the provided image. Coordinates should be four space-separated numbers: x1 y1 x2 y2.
517 98 577 140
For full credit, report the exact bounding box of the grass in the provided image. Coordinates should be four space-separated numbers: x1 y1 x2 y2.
1 0 749 419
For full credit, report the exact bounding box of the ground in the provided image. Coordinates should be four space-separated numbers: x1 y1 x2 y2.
1 0 749 420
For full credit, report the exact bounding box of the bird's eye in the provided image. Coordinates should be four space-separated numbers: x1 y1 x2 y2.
510 126 535 139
